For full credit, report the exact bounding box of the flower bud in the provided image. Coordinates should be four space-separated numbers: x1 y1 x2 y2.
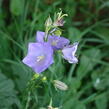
54 80 68 91
53 19 65 27
42 76 47 82
53 29 62 36
32 74 39 80
53 10 68 27
45 16 52 27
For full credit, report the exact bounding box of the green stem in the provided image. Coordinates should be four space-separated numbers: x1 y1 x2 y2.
25 92 31 109
44 32 48 41
68 64 76 80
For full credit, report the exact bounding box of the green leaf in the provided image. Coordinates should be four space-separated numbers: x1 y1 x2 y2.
68 78 81 93
76 55 93 80
11 62 32 92
95 93 108 109
91 67 109 90
68 27 81 42
0 34 11 59
94 27 109 43
77 48 101 80
0 71 21 108
63 98 86 109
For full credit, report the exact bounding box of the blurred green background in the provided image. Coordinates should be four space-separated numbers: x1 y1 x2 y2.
0 0 109 109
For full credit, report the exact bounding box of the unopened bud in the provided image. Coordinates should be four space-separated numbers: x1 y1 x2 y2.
54 29 62 36
53 19 65 27
53 10 68 27
54 80 68 91
42 76 47 81
32 74 39 80
45 16 52 27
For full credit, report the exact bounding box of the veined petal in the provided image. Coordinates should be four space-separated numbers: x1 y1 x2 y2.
48 35 70 50
36 31 70 50
68 56 78 64
22 42 54 73
36 31 45 42
62 42 79 64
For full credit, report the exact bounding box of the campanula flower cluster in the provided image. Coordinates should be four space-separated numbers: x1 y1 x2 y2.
22 11 79 73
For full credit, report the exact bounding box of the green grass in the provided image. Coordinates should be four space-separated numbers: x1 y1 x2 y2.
0 0 109 109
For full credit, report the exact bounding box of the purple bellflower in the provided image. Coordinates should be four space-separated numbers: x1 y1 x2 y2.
62 42 79 64
36 31 70 50
48 35 70 50
22 42 53 73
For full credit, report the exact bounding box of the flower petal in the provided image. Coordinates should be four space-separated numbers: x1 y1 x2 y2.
68 56 78 64
36 31 70 50
48 35 70 50
22 42 54 73
36 31 45 42
62 42 79 64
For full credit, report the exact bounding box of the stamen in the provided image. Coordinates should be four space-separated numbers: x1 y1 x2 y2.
36 55 45 62
52 40 58 46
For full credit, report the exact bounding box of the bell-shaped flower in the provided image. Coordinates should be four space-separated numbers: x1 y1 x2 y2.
22 42 54 73
62 42 79 63
36 31 70 50
48 35 70 50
